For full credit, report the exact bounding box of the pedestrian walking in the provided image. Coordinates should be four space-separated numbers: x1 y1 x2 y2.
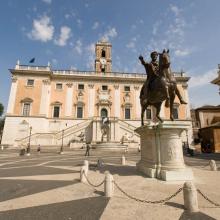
85 142 91 156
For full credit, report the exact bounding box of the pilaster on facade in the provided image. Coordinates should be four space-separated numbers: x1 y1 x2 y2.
40 79 51 116
7 76 18 114
134 85 141 119
88 84 95 117
65 83 73 117
182 84 191 120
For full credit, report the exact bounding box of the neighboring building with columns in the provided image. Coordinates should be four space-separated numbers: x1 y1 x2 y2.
1 41 192 148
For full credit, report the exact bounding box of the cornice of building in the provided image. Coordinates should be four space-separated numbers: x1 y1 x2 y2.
9 64 190 83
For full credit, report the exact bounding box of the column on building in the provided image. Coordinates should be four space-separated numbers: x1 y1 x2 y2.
183 84 191 119
65 83 73 117
7 76 18 114
88 84 95 118
134 86 141 119
114 85 120 118
39 79 51 116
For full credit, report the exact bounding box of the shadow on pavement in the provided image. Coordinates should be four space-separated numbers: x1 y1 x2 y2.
0 179 78 202
179 211 216 220
0 196 110 220
165 202 184 210
185 153 220 161
0 166 76 177
91 164 145 177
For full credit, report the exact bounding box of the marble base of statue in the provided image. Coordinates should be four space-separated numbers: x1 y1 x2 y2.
135 121 193 181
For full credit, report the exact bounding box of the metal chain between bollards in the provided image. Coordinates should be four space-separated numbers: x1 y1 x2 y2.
197 189 220 207
82 171 105 188
114 180 183 204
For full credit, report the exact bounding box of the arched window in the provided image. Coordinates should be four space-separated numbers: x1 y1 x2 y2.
101 49 106 58
101 108 108 118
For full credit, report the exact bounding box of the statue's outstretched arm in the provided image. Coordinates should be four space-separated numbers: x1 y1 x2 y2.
139 55 147 66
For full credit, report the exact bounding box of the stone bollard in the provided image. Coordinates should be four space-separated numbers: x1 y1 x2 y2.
183 181 199 212
121 155 126 165
1 145 4 150
210 160 217 171
104 171 114 197
84 160 89 170
80 165 88 183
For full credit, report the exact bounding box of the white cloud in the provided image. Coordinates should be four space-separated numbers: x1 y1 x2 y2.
126 37 137 52
100 27 117 42
70 65 77 70
52 58 57 64
65 14 70 19
131 24 136 29
92 22 99 30
77 19 82 27
74 39 82 54
146 4 193 61
139 19 144 24
174 49 191 57
126 41 135 49
27 15 54 42
189 69 217 88
54 26 71 46
42 0 52 4
152 20 161 35
170 4 181 16
86 43 95 69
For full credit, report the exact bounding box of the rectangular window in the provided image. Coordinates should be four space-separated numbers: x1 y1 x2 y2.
173 107 178 119
27 79 34 86
23 103 30 116
124 86 130 92
146 109 151 119
56 83 63 90
53 106 60 118
78 84 84 90
125 108 131 119
77 106 83 118
102 85 108 91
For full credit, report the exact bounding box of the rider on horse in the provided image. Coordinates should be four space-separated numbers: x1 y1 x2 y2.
139 51 187 106
139 51 170 103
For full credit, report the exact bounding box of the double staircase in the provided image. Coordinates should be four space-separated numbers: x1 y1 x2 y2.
16 120 92 147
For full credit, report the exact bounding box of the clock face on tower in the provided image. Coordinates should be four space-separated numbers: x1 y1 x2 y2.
100 58 107 65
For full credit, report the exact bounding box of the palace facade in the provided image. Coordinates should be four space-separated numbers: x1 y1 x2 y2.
1 41 192 148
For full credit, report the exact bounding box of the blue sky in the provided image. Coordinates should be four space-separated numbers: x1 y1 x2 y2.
0 0 219 111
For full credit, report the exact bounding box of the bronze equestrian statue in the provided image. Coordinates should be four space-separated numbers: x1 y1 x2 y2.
139 49 187 126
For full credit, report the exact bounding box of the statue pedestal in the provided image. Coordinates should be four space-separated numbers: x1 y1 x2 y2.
135 121 193 181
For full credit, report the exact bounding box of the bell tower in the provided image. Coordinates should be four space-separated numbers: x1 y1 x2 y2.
95 41 112 74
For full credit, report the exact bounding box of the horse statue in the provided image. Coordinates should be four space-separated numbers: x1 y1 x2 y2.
140 49 187 126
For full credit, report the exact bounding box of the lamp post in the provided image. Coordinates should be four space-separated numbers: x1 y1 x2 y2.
27 126 32 156
60 129 64 154
186 130 189 148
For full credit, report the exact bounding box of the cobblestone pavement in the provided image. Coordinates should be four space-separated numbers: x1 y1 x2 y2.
0 148 220 220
